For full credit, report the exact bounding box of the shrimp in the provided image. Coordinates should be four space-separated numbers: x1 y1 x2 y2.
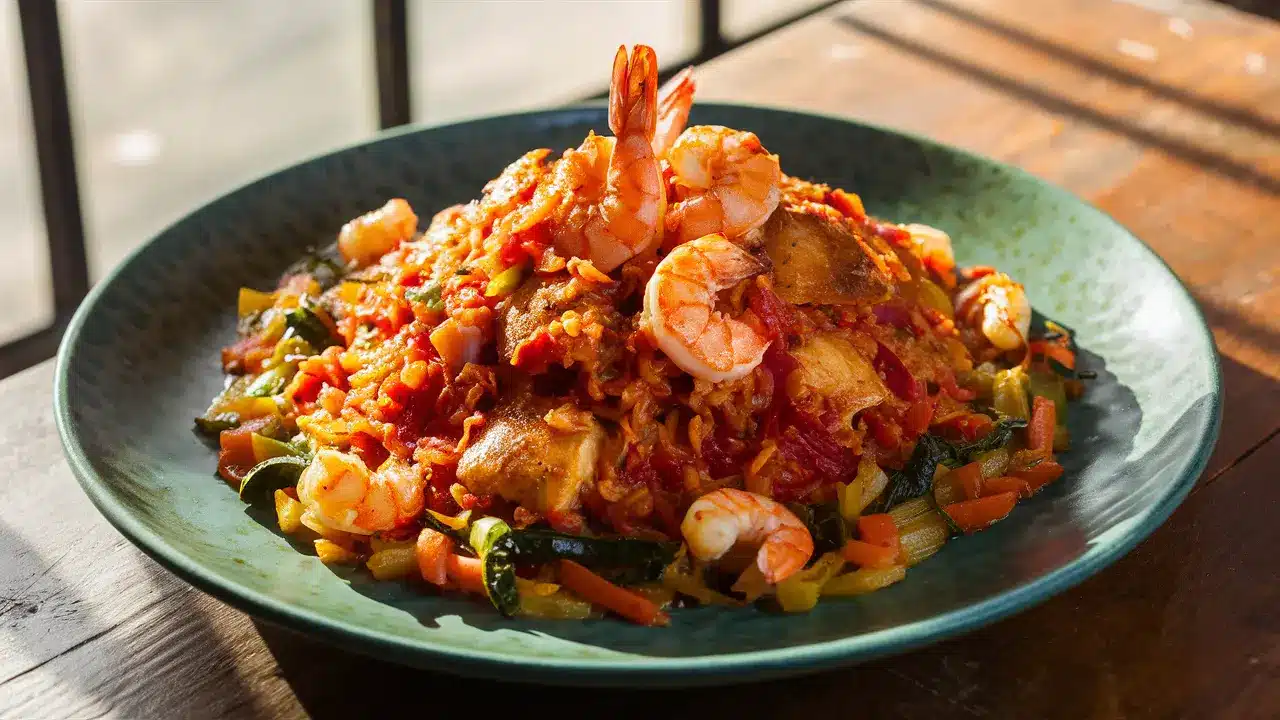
652 66 695 159
545 45 666 273
665 125 782 244
338 198 418 268
640 234 771 382
955 271 1032 351
681 488 814 584
296 449 424 535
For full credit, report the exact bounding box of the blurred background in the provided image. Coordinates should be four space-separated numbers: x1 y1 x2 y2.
0 0 834 378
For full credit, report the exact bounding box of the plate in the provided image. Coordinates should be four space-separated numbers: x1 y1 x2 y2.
54 104 1221 687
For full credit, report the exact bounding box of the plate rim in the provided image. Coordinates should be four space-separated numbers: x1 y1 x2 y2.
52 101 1223 686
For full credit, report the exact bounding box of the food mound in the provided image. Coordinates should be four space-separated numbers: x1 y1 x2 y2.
198 45 1087 625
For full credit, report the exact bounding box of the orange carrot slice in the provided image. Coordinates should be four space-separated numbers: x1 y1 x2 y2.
1012 460 1065 494
857 514 899 548
1028 395 1056 456
416 528 453 586
842 540 900 568
446 554 486 594
981 475 1031 499
558 560 670 627
942 492 1019 534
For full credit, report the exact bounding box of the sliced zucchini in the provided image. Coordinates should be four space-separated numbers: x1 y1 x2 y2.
507 529 679 582
468 517 520 617
238 455 310 505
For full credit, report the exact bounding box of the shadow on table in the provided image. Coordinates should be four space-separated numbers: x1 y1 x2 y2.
832 11 1280 198
0 522 259 718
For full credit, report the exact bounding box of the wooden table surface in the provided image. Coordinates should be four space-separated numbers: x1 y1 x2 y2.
3 1 1278 717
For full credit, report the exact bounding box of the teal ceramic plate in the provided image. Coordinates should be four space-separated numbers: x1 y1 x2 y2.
54 104 1220 687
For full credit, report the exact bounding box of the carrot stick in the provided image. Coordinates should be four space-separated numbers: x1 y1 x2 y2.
416 528 453 586
1029 340 1075 370
1012 460 1065 494
1028 396 1056 456
446 554 486 594
857 514 899 548
951 462 983 501
557 559 670 627
842 540 900 568
942 493 1018 534
981 475 1030 499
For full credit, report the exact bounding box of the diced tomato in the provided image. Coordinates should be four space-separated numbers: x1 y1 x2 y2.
290 372 324 405
874 342 923 401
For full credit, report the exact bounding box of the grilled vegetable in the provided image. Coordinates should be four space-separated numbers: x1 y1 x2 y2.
195 376 281 436
249 433 305 464
468 517 520 617
284 306 339 349
245 362 299 398
507 529 679 583
238 455 310 504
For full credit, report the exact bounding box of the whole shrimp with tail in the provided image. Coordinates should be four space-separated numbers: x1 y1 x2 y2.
514 45 666 273
641 233 772 382
682 488 814 584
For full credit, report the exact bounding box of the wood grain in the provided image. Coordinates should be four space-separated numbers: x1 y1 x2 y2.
1 0 1277 717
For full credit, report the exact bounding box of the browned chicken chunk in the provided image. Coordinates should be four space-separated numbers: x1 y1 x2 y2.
456 395 604 513
788 331 888 427
763 209 893 306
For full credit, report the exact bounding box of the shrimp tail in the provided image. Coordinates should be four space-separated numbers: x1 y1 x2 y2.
654 66 696 157
609 45 658 139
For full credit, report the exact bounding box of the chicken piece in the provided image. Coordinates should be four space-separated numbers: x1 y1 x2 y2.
787 332 888 427
762 209 893 306
456 395 604 513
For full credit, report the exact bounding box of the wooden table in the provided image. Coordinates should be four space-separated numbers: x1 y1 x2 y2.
3 1 1277 717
